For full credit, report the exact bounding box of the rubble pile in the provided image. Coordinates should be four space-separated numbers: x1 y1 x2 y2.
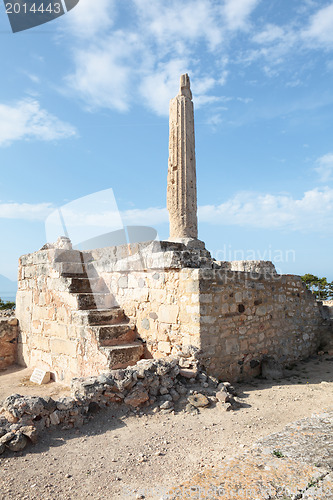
0 351 243 455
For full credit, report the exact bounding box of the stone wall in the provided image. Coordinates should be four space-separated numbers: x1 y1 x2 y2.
197 269 326 381
16 248 114 383
15 240 329 384
0 316 18 370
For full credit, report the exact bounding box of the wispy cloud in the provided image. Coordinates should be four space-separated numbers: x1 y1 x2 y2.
314 153 333 182
120 188 333 234
3 186 333 235
62 0 262 116
303 3 333 47
0 202 53 220
63 0 115 38
0 99 77 146
223 0 261 31
198 188 333 233
58 0 333 118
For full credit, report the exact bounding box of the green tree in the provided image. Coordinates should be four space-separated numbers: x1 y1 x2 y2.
0 298 15 310
301 274 333 300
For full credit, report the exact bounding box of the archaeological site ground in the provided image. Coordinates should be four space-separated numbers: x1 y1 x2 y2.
0 75 333 499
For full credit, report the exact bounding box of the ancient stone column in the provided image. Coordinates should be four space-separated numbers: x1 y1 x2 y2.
167 74 202 246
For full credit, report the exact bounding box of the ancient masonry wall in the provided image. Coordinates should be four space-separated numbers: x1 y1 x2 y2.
197 269 325 381
15 243 328 383
0 317 18 370
16 249 114 383
87 250 200 356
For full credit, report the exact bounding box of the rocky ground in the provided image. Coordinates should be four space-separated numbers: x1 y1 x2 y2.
0 354 332 499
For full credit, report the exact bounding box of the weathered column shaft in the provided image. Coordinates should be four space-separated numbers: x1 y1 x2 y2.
167 74 198 240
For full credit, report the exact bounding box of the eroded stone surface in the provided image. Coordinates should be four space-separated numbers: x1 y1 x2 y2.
167 74 198 241
167 412 333 499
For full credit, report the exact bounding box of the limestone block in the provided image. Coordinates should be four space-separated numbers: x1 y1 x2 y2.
158 305 179 324
225 338 240 355
149 289 167 303
186 305 200 314
30 336 50 351
200 294 213 304
49 323 68 340
256 305 267 317
50 339 77 357
32 306 50 322
158 341 172 354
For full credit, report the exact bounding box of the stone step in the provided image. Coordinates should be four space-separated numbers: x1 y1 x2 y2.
101 343 144 369
76 293 111 310
54 250 83 263
58 262 87 277
74 308 126 326
97 323 136 346
67 277 93 293
67 277 109 294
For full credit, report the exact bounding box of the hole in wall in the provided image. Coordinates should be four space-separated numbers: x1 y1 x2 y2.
238 304 245 313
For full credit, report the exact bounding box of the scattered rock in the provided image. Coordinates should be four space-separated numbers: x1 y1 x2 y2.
216 388 229 403
179 368 198 379
20 425 38 444
124 386 149 408
50 411 61 426
159 401 173 410
7 432 28 452
187 394 210 408
56 397 74 411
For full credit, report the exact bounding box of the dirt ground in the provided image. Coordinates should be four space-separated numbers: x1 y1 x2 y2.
0 365 70 402
0 355 332 500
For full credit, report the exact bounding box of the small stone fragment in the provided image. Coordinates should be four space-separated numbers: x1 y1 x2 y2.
20 425 38 444
216 388 229 403
159 401 173 410
187 394 210 408
7 432 28 452
124 386 149 407
179 368 198 379
50 411 60 425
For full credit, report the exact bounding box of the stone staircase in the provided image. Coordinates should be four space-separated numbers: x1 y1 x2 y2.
56 251 144 369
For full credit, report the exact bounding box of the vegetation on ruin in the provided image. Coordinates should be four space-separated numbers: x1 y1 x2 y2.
0 298 15 310
301 274 333 300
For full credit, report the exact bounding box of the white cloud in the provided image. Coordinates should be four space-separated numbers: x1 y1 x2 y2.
3 187 333 235
303 3 333 47
0 202 53 220
66 37 133 112
223 0 261 31
63 0 115 38
63 0 231 115
0 99 77 146
115 188 333 234
132 0 223 50
122 207 168 226
252 24 286 44
314 153 333 182
139 60 190 116
198 188 333 232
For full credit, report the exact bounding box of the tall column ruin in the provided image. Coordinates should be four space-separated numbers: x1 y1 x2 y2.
167 74 203 248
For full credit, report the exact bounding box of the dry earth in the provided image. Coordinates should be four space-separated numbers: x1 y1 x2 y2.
0 355 332 499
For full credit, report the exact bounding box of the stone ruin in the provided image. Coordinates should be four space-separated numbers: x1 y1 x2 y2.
9 74 332 386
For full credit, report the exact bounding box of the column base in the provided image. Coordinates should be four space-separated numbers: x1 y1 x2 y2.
168 237 206 250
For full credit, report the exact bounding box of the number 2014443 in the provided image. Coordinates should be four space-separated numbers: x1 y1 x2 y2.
6 3 62 14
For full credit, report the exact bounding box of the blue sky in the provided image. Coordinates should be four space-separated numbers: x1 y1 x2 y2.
1 0 333 283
